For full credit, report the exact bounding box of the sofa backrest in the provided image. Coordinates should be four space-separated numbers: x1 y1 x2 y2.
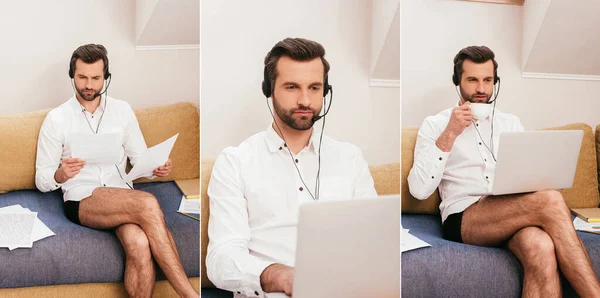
0 102 199 194
401 123 600 214
199 158 400 288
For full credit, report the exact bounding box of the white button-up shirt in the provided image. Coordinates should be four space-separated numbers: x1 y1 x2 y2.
407 106 524 223
35 95 148 202
207 124 377 298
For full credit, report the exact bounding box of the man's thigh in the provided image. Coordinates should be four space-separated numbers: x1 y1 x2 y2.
461 192 549 247
79 187 157 230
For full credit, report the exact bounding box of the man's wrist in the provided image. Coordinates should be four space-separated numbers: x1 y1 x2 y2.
54 169 66 184
260 263 289 293
436 129 457 152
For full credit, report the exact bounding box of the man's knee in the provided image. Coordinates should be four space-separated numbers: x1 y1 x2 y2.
531 190 569 219
120 227 152 261
518 229 557 270
135 191 164 220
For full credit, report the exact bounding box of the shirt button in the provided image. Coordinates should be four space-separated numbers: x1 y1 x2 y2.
299 187 303 191
439 157 442 161
295 159 299 163
279 146 282 150
237 291 241 294
476 123 479 126
431 176 434 179
479 142 482 145
284 143 287 147
254 291 259 296
485 176 489 179
484 159 487 162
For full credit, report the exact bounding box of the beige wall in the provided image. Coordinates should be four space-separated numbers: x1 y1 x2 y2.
402 0 600 130
0 0 199 115
201 0 400 165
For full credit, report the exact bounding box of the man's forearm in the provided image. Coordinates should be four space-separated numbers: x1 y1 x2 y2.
435 129 457 152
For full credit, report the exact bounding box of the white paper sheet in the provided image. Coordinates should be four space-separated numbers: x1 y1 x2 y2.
70 133 121 165
574 217 600 234
0 205 55 250
401 229 431 253
0 213 36 248
178 196 200 214
125 134 179 181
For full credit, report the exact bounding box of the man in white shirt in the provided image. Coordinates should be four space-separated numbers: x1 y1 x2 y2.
35 44 198 298
408 45 600 297
206 38 377 298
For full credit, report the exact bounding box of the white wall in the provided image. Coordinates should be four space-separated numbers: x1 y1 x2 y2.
0 0 199 115
201 0 400 165
402 0 600 130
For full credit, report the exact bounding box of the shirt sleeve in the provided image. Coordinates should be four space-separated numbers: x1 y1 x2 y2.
407 118 450 200
35 112 64 192
123 102 148 167
352 146 378 198
206 148 274 297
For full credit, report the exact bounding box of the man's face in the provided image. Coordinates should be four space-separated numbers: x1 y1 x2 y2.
459 59 494 104
73 59 105 102
272 56 324 131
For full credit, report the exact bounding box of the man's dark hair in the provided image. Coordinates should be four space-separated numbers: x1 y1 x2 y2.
452 45 498 86
262 38 330 97
69 44 110 79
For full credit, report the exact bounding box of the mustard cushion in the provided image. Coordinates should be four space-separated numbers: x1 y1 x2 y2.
544 123 599 209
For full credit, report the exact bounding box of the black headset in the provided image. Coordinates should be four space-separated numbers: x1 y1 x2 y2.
69 56 111 80
452 59 499 87
262 67 330 98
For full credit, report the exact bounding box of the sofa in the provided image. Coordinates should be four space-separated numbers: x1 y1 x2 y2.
401 123 600 297
0 102 200 297
199 158 401 297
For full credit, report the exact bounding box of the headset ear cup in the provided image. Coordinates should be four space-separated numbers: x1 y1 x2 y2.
452 73 458 86
262 80 271 98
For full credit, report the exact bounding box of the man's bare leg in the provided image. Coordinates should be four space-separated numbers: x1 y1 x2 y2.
116 223 155 298
79 187 198 298
462 190 600 296
506 227 560 298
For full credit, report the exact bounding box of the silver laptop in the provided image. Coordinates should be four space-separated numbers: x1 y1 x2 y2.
469 130 583 196
292 195 400 298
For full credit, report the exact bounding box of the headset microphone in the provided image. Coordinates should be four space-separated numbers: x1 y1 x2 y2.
312 85 333 122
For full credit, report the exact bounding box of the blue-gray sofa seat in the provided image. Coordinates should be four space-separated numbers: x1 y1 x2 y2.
0 181 199 288
401 213 600 297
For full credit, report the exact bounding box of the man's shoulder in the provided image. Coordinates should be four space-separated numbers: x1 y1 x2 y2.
215 131 266 163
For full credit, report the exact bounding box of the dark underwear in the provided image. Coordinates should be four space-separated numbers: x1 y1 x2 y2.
442 211 464 243
63 200 82 226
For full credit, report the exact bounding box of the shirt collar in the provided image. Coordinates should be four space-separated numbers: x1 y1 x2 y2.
70 94 106 114
264 123 322 154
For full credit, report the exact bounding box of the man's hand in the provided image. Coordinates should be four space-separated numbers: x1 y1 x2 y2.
260 263 294 296
436 102 473 152
153 158 172 177
54 157 86 184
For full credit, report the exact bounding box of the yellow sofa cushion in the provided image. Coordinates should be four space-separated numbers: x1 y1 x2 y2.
544 123 599 209
0 102 199 194
401 123 600 214
199 158 400 288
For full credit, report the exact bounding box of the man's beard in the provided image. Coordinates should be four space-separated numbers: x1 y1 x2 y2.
76 87 102 101
272 96 320 131
460 85 492 103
